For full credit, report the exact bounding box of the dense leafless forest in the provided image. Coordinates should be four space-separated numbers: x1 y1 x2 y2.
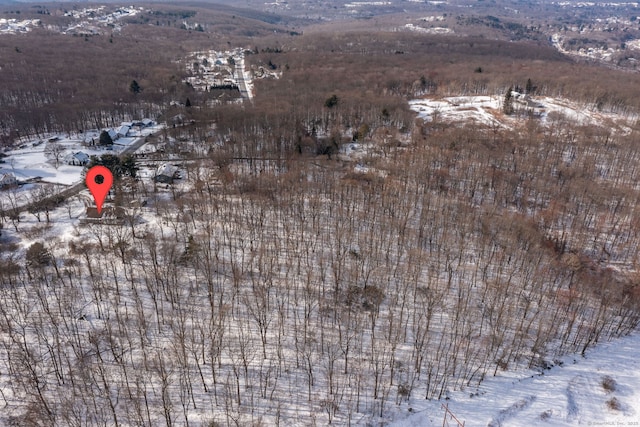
1 1 640 426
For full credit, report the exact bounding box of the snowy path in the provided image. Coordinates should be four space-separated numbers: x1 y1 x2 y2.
235 56 253 101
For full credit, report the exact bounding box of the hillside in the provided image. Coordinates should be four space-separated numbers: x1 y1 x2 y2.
1 2 640 426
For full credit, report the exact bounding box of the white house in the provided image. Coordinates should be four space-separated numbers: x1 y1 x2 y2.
117 125 130 138
107 129 118 141
67 151 90 166
0 173 17 188
154 163 179 184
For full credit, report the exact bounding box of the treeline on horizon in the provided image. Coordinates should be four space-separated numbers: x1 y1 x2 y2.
2 24 640 145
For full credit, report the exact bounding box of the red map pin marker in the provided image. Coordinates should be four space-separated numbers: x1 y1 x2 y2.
86 165 113 214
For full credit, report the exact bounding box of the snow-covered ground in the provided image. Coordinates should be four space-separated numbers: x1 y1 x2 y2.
0 6 143 36
0 124 162 207
403 23 453 34
0 18 40 34
410 96 502 127
409 94 636 130
2 93 640 426
1 126 159 185
3 138 109 186
345 1 393 7
401 95 640 426
392 331 640 426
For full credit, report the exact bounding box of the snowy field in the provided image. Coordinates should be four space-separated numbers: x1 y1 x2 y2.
409 94 636 130
410 96 503 127
3 138 113 185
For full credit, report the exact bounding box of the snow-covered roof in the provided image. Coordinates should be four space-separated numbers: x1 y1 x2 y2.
117 125 130 136
73 151 90 161
65 151 90 165
155 163 179 177
0 172 17 186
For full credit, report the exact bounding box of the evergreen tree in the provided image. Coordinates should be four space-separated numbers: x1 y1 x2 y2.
129 79 142 94
99 130 114 146
525 78 534 94
120 154 139 178
503 86 514 115
87 154 138 180
324 94 339 109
